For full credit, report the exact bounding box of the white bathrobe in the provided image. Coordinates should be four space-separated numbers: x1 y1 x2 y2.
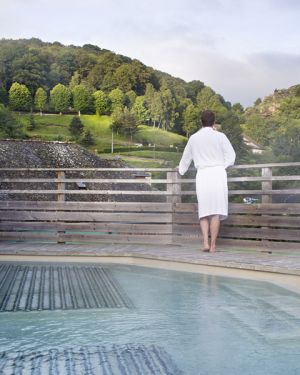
178 127 236 220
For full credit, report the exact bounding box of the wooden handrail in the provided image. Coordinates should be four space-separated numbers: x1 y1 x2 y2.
0 162 299 172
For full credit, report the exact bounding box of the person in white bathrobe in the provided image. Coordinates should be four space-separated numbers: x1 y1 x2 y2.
178 110 236 253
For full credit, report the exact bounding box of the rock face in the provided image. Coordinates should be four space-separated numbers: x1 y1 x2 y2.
0 140 124 168
0 140 160 202
246 84 300 117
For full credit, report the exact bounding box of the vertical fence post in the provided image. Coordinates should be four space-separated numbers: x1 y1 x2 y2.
167 170 181 243
261 167 272 204
57 170 65 243
261 167 272 250
167 170 181 204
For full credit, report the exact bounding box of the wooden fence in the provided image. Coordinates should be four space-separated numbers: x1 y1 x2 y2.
0 163 299 251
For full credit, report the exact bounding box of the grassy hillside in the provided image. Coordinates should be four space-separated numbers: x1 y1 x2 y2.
21 113 186 167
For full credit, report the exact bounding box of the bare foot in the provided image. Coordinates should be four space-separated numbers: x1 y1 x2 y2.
203 242 210 250
209 247 217 253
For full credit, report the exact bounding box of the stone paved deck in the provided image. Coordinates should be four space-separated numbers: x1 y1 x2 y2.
0 242 300 276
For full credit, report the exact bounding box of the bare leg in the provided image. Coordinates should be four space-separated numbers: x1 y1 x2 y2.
200 217 210 250
209 215 220 252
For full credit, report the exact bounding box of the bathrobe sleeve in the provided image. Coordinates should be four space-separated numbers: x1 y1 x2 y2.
221 134 236 168
178 140 193 175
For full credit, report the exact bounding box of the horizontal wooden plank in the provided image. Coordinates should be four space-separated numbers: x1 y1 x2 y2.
0 231 173 244
2 188 299 196
0 162 299 172
2 176 299 184
173 214 300 227
0 178 171 184
0 189 171 195
0 201 173 212
60 233 172 244
219 227 300 241
0 222 172 234
175 203 300 215
0 222 62 230
228 175 300 182
0 189 165 196
173 214 198 224
230 162 300 169
229 203 300 215
174 203 198 212
224 215 300 228
172 225 300 241
0 232 58 240
173 224 200 235
180 189 300 196
0 211 173 223
0 167 174 172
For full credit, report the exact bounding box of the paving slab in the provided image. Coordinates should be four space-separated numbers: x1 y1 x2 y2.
0 242 300 276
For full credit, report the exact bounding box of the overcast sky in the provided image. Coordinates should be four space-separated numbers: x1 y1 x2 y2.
1 0 300 106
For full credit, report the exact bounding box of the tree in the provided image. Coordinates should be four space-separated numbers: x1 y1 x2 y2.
149 91 164 128
111 107 138 140
132 96 148 124
28 114 36 130
125 90 137 109
221 112 248 159
254 98 262 106
272 120 300 161
113 64 136 92
243 114 281 146
69 71 81 90
108 88 125 112
183 104 199 137
81 129 96 146
196 87 228 120
50 83 71 114
0 84 8 105
144 83 155 107
11 49 49 94
93 90 110 115
72 84 92 116
69 116 84 139
9 82 32 112
0 104 24 137
184 80 205 103
279 97 300 118
160 88 177 130
232 103 244 115
34 87 47 115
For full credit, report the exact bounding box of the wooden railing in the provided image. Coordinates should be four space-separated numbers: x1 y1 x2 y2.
0 163 299 251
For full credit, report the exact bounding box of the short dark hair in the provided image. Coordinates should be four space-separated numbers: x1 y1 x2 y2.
201 110 215 127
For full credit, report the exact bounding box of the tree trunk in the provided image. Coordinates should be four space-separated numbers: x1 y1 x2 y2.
78 110 81 117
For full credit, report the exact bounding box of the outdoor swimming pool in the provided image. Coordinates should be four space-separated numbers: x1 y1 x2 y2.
1 262 300 374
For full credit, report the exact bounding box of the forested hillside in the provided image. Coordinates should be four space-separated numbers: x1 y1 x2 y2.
0 38 246 159
243 85 300 162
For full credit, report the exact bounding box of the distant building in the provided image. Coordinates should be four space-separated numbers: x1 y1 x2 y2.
243 136 265 154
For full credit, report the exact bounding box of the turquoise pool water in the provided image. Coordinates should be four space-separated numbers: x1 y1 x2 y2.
1 263 300 374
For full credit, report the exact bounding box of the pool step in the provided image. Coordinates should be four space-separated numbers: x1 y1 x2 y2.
0 344 182 375
221 285 300 340
0 264 132 312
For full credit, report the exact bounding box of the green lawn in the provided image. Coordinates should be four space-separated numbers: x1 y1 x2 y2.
19 113 186 167
134 125 186 147
120 150 181 165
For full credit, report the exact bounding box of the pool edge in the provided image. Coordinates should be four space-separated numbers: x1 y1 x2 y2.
1 253 300 296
